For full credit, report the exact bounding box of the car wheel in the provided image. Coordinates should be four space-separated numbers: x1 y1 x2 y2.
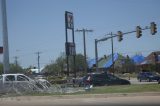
147 78 151 82
139 79 141 82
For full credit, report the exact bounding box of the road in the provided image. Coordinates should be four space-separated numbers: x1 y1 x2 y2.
0 94 160 106
129 78 158 84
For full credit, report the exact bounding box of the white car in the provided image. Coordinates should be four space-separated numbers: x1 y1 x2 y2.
0 74 34 83
0 74 50 93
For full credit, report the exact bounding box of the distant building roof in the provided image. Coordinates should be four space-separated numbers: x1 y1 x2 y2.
88 53 125 69
131 55 145 65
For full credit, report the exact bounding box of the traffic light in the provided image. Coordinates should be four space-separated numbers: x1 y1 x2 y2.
150 22 157 35
117 31 123 42
136 26 142 38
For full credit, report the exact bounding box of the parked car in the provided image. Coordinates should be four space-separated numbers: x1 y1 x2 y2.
137 72 160 82
79 72 130 87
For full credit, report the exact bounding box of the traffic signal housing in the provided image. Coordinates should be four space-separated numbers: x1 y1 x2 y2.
136 26 142 38
117 31 123 42
150 22 157 35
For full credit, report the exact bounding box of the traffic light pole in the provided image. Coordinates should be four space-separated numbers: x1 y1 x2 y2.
111 32 114 72
95 39 98 72
95 24 156 73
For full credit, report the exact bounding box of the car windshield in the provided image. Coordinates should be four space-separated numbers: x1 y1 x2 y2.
145 72 154 76
108 74 118 80
5 75 15 81
17 75 29 81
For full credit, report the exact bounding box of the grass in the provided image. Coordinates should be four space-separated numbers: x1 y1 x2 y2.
2 84 160 97
73 84 160 94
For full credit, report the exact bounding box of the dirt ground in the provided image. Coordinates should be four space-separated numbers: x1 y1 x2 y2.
0 93 160 106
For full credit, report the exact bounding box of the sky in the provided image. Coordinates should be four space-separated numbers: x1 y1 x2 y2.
0 0 160 68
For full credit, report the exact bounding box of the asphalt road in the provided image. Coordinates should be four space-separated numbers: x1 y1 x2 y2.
129 78 158 84
0 95 160 106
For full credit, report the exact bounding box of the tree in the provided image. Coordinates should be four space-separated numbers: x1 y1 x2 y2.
0 63 3 74
9 64 24 73
44 53 86 77
0 63 24 74
56 52 66 76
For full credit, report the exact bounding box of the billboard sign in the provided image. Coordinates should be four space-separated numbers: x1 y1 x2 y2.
65 11 74 29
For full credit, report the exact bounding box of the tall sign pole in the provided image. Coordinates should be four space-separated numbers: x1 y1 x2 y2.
65 11 76 78
1 0 10 74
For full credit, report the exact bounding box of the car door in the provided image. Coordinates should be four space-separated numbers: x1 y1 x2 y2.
3 75 16 92
106 74 121 85
92 74 106 86
16 75 36 91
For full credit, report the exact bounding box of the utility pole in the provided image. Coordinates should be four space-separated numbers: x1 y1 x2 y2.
76 29 93 75
1 0 10 74
13 56 19 67
95 39 98 72
111 32 114 72
35 52 41 73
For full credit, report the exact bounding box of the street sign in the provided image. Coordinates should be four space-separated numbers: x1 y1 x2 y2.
65 11 74 29
65 42 76 56
0 47 3 54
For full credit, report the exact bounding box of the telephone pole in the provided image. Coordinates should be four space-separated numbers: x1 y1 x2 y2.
35 52 42 73
76 28 93 75
13 56 19 67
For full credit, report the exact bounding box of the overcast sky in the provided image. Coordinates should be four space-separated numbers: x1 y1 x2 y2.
0 0 160 68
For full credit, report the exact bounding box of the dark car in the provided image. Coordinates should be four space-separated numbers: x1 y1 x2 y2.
137 72 160 82
79 73 130 86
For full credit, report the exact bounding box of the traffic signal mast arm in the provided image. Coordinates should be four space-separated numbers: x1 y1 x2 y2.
95 22 157 73
96 26 150 43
